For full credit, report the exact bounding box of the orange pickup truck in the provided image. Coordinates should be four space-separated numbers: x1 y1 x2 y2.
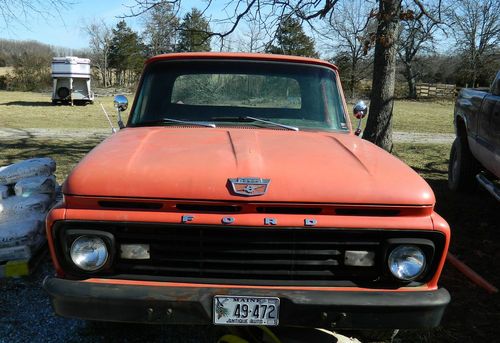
44 53 450 330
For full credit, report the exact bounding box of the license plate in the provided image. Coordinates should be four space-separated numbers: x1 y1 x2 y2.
213 296 280 326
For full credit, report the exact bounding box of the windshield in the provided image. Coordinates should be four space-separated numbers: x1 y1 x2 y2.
129 60 348 131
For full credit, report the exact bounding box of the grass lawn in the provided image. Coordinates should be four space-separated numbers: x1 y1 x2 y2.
0 91 130 129
347 99 455 134
0 137 102 181
393 100 454 133
1 90 453 133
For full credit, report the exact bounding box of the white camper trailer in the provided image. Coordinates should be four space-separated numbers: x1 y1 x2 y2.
51 56 94 105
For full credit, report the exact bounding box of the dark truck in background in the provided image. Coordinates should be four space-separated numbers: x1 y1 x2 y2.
449 71 500 200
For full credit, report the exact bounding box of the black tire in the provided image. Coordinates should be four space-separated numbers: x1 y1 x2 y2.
57 86 70 99
448 136 479 192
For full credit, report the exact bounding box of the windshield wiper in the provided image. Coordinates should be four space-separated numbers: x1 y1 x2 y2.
134 118 216 128
209 116 299 131
243 116 299 131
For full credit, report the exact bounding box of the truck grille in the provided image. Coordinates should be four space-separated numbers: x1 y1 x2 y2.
113 225 382 284
55 222 445 287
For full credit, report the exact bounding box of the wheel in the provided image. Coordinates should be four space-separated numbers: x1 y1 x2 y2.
57 86 70 99
448 136 479 192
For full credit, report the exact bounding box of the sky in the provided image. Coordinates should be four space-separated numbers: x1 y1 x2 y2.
0 0 214 50
0 0 452 55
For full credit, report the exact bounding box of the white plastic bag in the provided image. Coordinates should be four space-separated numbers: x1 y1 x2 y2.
0 194 52 221
0 234 44 261
0 158 56 185
0 217 44 248
14 175 56 197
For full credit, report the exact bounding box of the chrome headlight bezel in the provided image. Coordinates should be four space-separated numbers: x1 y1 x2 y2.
388 245 426 281
60 229 115 274
385 238 435 283
70 235 109 271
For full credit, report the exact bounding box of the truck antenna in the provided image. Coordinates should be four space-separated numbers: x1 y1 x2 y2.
99 102 117 133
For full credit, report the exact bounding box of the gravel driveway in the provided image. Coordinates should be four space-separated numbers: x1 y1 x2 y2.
0 259 221 343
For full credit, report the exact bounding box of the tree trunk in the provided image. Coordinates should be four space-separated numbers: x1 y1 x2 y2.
404 62 417 99
350 55 356 99
363 0 402 152
103 53 108 87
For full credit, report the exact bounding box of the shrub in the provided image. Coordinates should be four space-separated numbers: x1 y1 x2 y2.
7 52 52 91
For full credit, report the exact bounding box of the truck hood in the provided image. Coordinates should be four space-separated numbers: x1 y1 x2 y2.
64 127 435 206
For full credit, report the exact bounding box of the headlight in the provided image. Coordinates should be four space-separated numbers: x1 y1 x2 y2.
388 245 426 281
70 236 108 271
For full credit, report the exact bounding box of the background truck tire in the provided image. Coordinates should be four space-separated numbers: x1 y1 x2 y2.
448 136 479 192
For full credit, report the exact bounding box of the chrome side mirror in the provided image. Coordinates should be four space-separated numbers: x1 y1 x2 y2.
114 95 128 129
353 100 368 136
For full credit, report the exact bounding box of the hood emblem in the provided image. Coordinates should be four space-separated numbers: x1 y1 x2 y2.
229 177 270 196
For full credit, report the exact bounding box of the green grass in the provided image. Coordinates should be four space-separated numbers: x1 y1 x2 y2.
393 142 452 179
0 91 129 129
0 137 102 181
393 100 455 133
348 99 455 134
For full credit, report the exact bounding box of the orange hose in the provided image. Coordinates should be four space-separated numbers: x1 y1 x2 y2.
446 253 498 294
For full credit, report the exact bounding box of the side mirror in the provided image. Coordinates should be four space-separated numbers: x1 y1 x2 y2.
353 100 368 136
113 95 128 129
353 101 367 119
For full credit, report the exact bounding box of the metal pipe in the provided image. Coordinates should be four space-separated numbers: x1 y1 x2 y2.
447 253 498 294
476 173 500 201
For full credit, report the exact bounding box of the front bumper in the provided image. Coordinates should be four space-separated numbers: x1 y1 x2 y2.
43 277 450 329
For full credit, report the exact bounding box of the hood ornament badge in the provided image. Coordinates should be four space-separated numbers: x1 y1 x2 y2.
229 177 270 196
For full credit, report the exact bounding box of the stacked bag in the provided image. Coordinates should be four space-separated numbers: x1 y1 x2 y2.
0 158 57 263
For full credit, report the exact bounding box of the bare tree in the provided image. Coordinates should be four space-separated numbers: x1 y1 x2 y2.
397 4 440 99
0 0 70 29
238 16 267 52
125 0 443 152
322 0 374 98
85 20 113 87
141 0 179 56
448 0 500 87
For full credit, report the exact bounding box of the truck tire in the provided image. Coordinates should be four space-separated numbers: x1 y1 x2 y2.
448 137 479 192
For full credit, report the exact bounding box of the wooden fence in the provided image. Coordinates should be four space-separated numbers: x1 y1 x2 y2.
416 83 456 98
